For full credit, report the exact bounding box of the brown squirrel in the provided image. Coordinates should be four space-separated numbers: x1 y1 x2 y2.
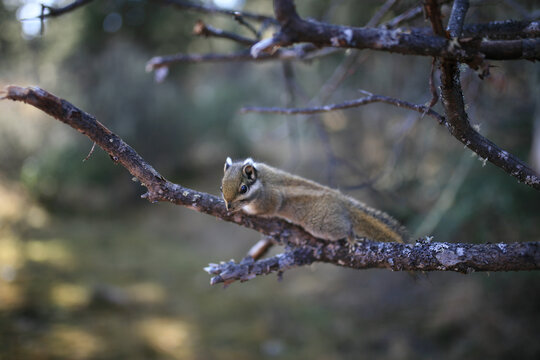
221 157 408 243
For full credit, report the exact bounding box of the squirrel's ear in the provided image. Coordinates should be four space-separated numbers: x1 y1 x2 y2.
224 157 233 173
242 159 257 180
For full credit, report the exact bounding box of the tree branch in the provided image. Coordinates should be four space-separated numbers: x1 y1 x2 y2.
462 19 540 39
145 44 331 71
30 0 94 20
447 0 470 38
3 85 539 285
151 0 277 24
421 1 540 190
241 93 446 124
251 0 540 63
205 239 540 285
192 20 256 46
383 5 424 28
2 85 312 241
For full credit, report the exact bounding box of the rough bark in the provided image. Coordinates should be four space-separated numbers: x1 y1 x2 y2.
3 85 539 286
250 0 540 62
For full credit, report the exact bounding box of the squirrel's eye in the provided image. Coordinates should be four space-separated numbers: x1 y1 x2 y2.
219 186 223 193
239 184 248 194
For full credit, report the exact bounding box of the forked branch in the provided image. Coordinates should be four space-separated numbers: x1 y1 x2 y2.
3 85 539 286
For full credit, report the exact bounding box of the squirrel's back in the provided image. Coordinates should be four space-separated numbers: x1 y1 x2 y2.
221 158 408 243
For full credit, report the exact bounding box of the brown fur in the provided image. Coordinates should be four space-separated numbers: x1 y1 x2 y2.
221 158 408 243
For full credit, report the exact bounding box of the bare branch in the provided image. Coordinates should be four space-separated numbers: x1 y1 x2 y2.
241 93 446 124
3 85 320 241
427 57 439 109
366 0 399 28
421 2 540 190
193 20 256 46
205 239 540 285
260 0 540 63
151 0 277 24
232 12 261 38
146 44 331 71
4 85 540 284
447 0 470 38
424 0 446 37
382 5 423 29
461 20 540 40
28 0 94 20
247 237 276 261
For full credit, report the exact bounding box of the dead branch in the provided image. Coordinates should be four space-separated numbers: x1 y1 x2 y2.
31 0 94 20
382 5 424 28
205 239 540 285
145 44 330 71
193 20 256 46
3 85 539 286
2 86 313 240
241 93 446 124
365 0 399 28
245 0 540 191
447 0 470 38
251 0 540 63
422 1 540 190
151 0 277 24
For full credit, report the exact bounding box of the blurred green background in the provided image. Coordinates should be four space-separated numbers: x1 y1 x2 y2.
1 0 539 359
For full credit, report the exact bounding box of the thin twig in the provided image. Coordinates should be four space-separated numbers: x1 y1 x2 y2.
382 5 423 28
241 94 446 124
83 142 97 162
247 237 276 260
193 20 256 46
366 0 399 28
232 12 260 38
20 0 94 21
151 0 277 24
426 57 439 109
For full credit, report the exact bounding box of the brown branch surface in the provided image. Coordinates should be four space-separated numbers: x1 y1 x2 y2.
4 85 540 285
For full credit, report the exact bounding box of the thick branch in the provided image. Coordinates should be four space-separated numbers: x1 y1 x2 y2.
205 239 540 285
461 20 540 40
2 86 323 243
423 2 540 190
258 0 540 62
4 85 539 284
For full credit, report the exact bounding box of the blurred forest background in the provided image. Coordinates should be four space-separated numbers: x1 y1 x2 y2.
0 0 539 359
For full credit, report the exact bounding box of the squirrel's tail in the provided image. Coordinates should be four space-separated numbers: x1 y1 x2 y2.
349 201 409 243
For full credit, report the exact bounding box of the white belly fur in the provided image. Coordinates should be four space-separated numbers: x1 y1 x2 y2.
242 203 258 215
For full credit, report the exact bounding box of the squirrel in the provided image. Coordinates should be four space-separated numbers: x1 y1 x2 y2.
220 157 408 244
